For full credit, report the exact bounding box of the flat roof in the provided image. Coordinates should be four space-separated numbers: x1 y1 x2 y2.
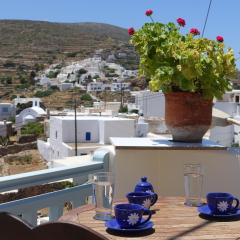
53 116 134 121
64 142 106 149
0 102 13 105
110 136 226 150
0 121 12 125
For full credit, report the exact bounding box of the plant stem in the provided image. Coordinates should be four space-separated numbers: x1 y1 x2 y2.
150 16 154 23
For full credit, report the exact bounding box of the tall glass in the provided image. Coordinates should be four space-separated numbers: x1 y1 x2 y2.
184 164 203 207
89 172 114 221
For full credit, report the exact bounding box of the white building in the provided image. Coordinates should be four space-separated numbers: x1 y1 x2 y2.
209 90 240 146
0 103 15 121
13 97 42 107
134 90 165 118
93 102 121 113
59 82 74 91
209 101 236 147
87 82 104 92
38 77 51 87
15 100 46 129
38 116 135 161
122 70 138 79
57 73 69 82
234 105 240 145
220 90 240 103
111 82 130 92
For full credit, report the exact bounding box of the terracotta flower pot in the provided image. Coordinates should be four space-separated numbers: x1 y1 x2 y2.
165 92 213 142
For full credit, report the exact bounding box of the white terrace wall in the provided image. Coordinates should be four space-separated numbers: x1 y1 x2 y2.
109 140 240 200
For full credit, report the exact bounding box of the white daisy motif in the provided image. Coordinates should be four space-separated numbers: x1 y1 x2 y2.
142 198 151 209
127 213 139 226
217 201 229 212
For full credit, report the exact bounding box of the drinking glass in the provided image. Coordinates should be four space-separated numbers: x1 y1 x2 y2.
88 172 114 221
184 164 203 207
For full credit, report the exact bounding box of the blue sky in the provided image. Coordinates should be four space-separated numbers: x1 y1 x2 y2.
0 0 240 68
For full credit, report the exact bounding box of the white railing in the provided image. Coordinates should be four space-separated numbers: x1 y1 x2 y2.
0 149 110 226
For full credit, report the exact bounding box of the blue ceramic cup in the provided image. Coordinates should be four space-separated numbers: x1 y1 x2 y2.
126 191 156 209
207 192 239 215
114 203 152 229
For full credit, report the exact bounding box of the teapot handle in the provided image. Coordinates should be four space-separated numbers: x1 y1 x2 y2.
150 192 158 206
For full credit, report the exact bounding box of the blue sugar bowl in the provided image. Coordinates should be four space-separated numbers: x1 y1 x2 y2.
134 177 158 206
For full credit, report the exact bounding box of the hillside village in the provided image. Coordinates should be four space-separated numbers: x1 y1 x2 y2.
1 37 240 178
35 54 138 93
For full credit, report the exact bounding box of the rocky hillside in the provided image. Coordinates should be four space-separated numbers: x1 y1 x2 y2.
0 20 139 100
0 20 131 76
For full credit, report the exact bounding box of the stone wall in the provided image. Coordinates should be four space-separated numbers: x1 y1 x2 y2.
0 142 37 157
0 181 74 203
18 134 37 144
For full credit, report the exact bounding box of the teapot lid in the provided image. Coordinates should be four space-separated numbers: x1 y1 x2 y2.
135 176 153 189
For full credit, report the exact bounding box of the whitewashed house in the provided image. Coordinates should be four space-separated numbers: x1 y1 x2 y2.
221 90 240 103
93 102 121 113
38 77 51 87
38 116 135 161
208 90 240 146
15 99 46 129
210 101 237 146
59 82 74 91
111 82 130 92
57 73 69 82
87 82 103 92
122 70 138 79
0 103 15 121
13 97 42 107
134 90 165 118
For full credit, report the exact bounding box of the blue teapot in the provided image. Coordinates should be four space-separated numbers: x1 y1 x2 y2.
134 177 158 206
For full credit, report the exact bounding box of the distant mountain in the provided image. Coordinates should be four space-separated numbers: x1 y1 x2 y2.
0 20 131 74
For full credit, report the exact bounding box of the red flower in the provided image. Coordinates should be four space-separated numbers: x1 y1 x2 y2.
177 18 186 27
128 27 135 36
216 35 224 42
145 9 153 16
190 28 200 36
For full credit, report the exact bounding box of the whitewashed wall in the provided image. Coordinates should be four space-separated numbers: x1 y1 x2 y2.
62 119 99 143
37 139 51 161
135 91 165 117
49 117 63 159
99 119 135 144
111 148 240 200
210 102 237 146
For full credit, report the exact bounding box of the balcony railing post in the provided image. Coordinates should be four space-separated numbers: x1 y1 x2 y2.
92 149 110 171
22 211 38 226
49 205 64 222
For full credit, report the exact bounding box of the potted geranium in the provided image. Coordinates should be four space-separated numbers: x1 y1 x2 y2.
128 10 237 142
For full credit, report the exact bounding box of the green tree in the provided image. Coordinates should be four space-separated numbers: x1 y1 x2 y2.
47 70 60 78
21 122 44 137
81 93 92 101
119 105 128 113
